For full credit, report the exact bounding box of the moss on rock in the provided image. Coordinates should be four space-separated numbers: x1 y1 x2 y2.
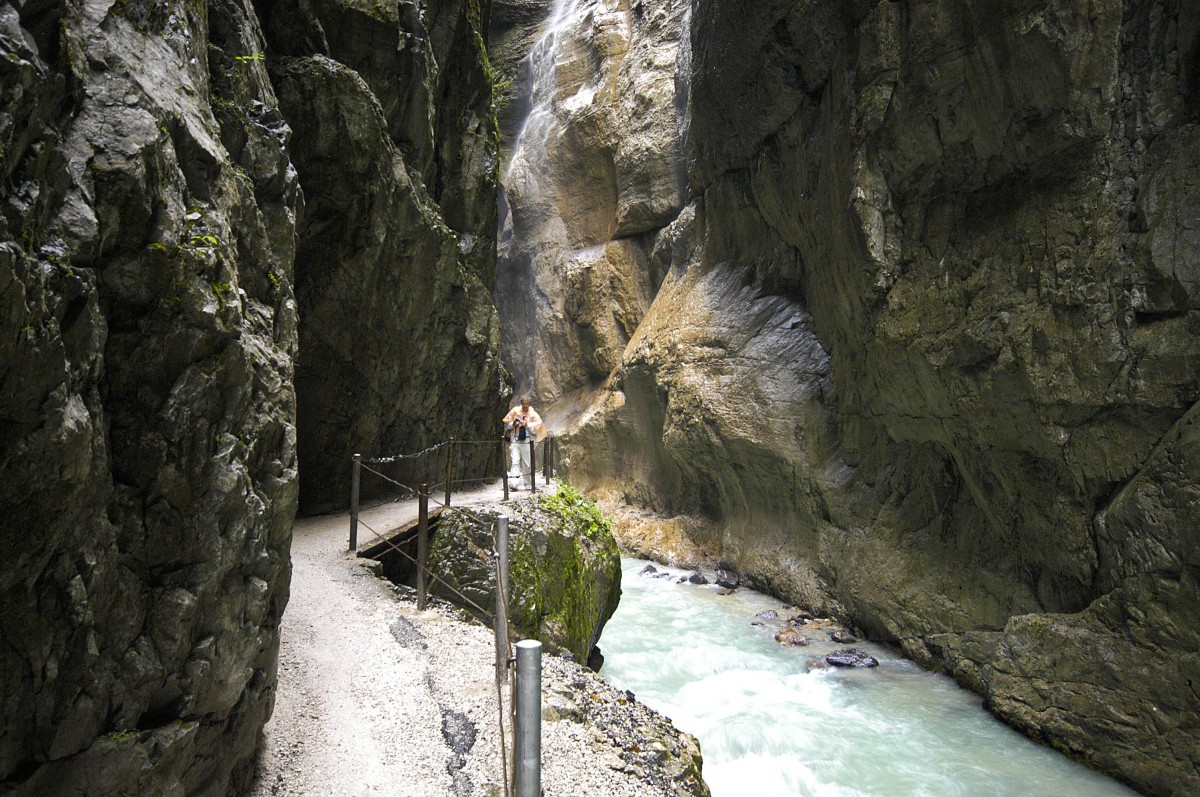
428 484 621 662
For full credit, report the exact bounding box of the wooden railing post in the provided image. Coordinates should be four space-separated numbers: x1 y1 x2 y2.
501 437 510 501
494 515 510 686
529 437 537 494
417 483 429 611
445 437 454 508
349 453 361 551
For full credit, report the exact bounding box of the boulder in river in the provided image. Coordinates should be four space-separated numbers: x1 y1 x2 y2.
829 629 858 644
716 588 735 596
640 564 659 576
825 649 879 668
715 567 740 588
805 658 829 672
775 628 809 646
687 571 709 585
755 610 779 620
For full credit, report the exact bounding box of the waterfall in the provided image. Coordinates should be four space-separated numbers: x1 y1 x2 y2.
496 0 604 404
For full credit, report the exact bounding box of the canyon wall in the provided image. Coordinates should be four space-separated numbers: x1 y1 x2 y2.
494 1 1200 793
254 0 510 512
0 0 298 792
0 0 505 793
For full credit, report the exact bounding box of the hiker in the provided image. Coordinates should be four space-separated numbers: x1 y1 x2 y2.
502 396 543 490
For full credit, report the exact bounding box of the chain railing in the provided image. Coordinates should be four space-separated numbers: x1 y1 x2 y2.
346 435 560 796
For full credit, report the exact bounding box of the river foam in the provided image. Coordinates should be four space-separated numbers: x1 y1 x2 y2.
599 558 1139 797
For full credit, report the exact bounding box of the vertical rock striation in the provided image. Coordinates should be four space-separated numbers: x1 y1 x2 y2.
1 0 299 793
253 0 510 513
494 0 688 408
499 0 1200 793
1 0 507 793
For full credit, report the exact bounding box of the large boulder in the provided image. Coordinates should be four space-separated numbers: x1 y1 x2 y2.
427 484 622 662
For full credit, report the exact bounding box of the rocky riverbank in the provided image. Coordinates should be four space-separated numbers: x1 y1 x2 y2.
249 501 707 797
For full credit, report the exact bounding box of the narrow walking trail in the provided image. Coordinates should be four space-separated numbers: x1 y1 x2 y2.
248 482 704 797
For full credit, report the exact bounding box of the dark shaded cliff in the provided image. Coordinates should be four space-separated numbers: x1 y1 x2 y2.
0 0 299 792
0 0 505 794
253 0 509 513
499 1 1200 793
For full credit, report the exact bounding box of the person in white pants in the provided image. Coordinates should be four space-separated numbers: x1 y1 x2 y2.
503 396 543 490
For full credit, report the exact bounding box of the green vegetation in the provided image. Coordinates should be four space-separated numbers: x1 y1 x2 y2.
537 481 616 544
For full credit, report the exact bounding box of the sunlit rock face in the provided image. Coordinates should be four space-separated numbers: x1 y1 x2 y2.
501 1 1200 793
0 0 298 793
494 0 688 407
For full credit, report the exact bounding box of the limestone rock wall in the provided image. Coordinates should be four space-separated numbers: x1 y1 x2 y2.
501 0 1200 793
0 0 299 793
254 0 510 512
0 0 507 793
495 0 687 408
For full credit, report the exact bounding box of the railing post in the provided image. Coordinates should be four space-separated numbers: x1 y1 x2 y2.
501 438 510 501
417 483 429 611
514 640 542 797
494 516 510 687
445 437 454 508
529 437 537 494
349 453 361 551
542 437 550 483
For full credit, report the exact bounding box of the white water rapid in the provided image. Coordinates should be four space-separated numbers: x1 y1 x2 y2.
599 558 1140 797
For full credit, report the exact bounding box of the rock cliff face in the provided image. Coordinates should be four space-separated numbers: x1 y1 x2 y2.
0 0 505 794
0 0 298 793
253 0 510 512
495 0 687 407
496 0 1200 793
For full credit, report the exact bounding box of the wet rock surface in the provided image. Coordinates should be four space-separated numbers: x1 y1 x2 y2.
825 649 880 669
535 1 1200 792
1 1 298 793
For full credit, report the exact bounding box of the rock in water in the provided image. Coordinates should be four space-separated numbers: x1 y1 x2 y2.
715 567 739 589
756 610 779 620
640 564 659 576
829 629 858 644
825 649 879 668
775 628 809 646
687 571 709 585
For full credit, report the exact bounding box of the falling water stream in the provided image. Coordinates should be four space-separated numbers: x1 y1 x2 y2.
599 558 1140 797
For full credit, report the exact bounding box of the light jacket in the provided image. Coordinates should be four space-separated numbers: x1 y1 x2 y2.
503 405 545 442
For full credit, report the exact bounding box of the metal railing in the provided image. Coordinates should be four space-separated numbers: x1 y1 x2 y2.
345 439 553 796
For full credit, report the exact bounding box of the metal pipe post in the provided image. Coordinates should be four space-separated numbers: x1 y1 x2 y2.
494 516 510 687
542 437 550 483
445 438 454 507
514 639 542 797
529 437 537 494
417 484 429 611
501 438 510 501
349 453 362 551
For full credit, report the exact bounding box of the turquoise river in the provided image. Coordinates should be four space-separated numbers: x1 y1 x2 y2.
599 558 1140 797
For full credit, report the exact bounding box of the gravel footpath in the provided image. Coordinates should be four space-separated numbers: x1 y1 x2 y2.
248 484 707 797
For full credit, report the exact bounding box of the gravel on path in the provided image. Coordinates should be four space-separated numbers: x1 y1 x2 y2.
248 484 708 797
